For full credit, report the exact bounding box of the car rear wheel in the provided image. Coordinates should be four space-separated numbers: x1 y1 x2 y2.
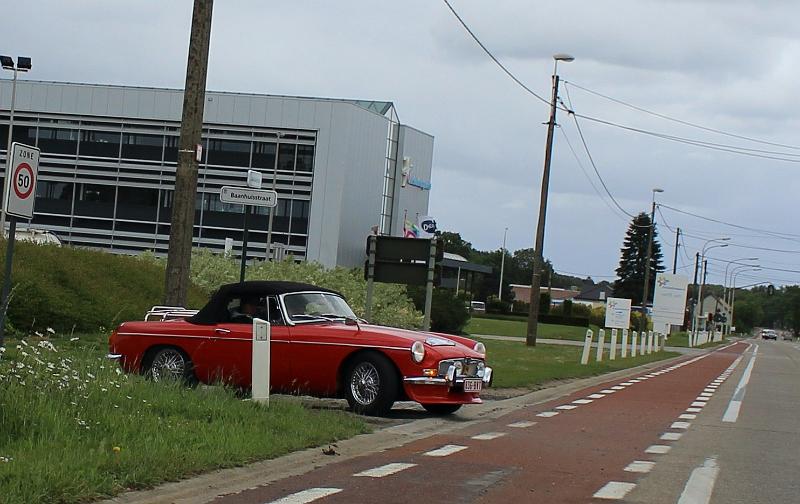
144 347 197 386
422 403 462 415
345 353 398 416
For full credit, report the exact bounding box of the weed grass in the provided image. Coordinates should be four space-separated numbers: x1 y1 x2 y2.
466 317 593 341
480 338 679 389
663 331 727 348
0 337 367 504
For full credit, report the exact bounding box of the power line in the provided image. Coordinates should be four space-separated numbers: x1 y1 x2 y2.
659 203 800 241
441 0 550 106
563 80 800 152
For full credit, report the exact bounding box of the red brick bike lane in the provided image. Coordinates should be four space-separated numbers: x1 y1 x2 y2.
215 342 747 504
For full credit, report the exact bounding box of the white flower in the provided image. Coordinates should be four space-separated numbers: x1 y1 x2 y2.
0 456 12 463
87 373 95 380
37 341 57 352
34 331 43 337
46 327 55 334
101 388 108 392
69 337 79 342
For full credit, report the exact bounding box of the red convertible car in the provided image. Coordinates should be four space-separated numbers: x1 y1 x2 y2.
108 281 492 416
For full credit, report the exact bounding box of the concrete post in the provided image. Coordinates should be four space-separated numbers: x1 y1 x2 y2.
631 331 638 357
581 329 593 365
597 329 605 362
252 318 271 405
609 328 618 360
621 329 629 358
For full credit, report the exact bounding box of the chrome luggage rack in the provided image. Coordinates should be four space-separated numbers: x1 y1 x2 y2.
144 305 199 321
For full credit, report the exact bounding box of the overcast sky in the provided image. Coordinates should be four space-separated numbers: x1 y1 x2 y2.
5 0 800 287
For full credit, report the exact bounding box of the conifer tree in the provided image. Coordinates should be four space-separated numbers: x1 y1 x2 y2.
613 212 664 304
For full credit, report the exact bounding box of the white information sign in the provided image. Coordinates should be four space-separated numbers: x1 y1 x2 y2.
652 273 689 328
605 297 632 329
4 143 40 219
220 186 277 207
246 169 262 189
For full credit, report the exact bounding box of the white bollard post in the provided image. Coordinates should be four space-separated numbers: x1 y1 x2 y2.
621 329 629 358
647 331 653 354
631 331 638 357
581 329 594 365
640 331 646 355
610 329 618 360
597 329 605 362
653 332 660 352
688 330 693 348
252 318 271 406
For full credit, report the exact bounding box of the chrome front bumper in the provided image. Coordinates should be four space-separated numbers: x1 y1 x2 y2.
404 366 493 387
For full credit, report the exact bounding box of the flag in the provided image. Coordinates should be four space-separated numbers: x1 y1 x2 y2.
403 218 419 238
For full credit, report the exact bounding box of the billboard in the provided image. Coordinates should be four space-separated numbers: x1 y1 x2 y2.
652 273 689 331
605 297 632 329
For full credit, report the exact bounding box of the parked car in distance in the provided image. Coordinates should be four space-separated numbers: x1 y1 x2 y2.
109 281 492 416
469 301 486 313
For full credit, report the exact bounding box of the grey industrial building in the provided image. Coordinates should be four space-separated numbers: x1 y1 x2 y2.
0 80 434 268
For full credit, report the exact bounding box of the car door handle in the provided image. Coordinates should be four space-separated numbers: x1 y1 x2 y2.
214 328 231 335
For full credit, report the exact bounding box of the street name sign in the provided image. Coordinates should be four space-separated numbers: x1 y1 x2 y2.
5 142 40 219
220 186 277 207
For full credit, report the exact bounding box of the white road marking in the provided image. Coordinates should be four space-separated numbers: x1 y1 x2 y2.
424 445 467 457
686 407 703 413
661 432 683 441
266 488 343 503
573 399 593 404
611 386 626 390
471 432 507 440
354 463 417 478
624 460 656 474
588 393 606 399
695 397 709 402
703 388 716 393
645 445 672 454
677 457 720 504
679 414 697 420
556 404 578 410
723 345 758 423
593 481 637 500
620 382 634 386
700 392 713 397
671 421 691 429
600 389 616 394
691 402 706 408
509 420 539 427
536 411 559 418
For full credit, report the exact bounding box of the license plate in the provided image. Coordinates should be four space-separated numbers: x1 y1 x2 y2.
463 379 482 392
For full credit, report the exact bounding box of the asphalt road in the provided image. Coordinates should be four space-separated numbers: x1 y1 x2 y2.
105 338 800 504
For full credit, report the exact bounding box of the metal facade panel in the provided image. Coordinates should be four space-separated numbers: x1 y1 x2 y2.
90 86 110 115
153 90 173 120
44 84 63 111
248 95 268 127
297 100 315 128
121 88 140 117
232 95 251 125
281 99 300 128
30 83 49 111
392 125 433 235
137 89 156 119
214 94 236 124
107 87 125 116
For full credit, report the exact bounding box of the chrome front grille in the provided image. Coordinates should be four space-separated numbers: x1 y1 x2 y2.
437 358 483 378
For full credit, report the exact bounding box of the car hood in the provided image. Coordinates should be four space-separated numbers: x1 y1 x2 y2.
359 324 483 359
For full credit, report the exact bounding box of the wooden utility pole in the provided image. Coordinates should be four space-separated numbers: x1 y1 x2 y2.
164 0 213 306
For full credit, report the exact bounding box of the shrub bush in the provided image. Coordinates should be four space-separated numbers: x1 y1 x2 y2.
538 314 590 327
408 287 470 334
486 297 511 315
589 306 606 327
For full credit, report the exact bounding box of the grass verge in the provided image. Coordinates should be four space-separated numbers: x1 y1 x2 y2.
0 336 368 504
479 338 680 389
664 331 728 348
466 317 593 341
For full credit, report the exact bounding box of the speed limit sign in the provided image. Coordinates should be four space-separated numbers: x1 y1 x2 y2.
4 142 40 219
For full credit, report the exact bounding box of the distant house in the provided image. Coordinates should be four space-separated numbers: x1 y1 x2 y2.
510 284 580 306
697 294 731 330
574 281 615 309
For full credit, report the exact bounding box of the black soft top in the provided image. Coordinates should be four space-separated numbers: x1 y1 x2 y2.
188 281 343 325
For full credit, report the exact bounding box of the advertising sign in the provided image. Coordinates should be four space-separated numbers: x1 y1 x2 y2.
605 297 632 329
652 273 689 327
418 216 437 239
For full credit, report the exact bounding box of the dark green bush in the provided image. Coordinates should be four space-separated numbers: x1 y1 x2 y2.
408 287 470 334
486 297 511 315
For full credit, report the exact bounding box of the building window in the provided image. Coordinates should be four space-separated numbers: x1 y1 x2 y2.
36 181 73 200
278 144 296 171
80 130 121 158
75 183 116 218
37 128 79 155
252 141 276 169
296 145 314 173
207 138 251 167
116 186 159 220
122 133 164 161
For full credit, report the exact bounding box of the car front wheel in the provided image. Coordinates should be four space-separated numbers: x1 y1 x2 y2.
422 403 462 415
144 347 197 386
345 353 398 416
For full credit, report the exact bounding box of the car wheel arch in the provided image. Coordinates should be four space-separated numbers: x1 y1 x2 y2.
141 344 197 382
337 349 404 400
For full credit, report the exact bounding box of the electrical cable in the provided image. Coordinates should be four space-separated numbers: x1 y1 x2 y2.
658 203 800 240
563 80 800 152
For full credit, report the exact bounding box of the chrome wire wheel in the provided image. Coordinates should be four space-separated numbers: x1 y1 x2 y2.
150 348 186 382
349 361 380 406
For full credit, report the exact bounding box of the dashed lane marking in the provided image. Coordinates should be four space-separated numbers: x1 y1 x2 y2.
679 414 697 420
573 399 593 404
265 488 343 504
588 393 606 399
593 481 637 500
661 432 683 441
723 344 758 423
424 445 468 457
471 432 507 440
556 404 578 410
536 411 559 418
509 420 539 427
700 392 713 397
671 421 691 429
624 461 656 474
645 445 672 454
686 407 703 413
677 457 720 504
354 463 417 478
611 386 626 390
691 402 706 408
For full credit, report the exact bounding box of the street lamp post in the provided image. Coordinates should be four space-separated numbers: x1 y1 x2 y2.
694 239 730 338
1 55 32 237
722 258 758 333
640 188 664 332
498 227 508 301
526 53 574 347
729 267 761 333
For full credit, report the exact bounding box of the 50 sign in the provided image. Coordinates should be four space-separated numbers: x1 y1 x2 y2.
4 143 40 219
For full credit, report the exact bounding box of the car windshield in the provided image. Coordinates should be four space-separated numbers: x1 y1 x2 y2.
282 292 357 323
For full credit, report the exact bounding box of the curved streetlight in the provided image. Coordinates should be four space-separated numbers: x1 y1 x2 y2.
526 53 574 346
692 240 730 338
729 266 762 334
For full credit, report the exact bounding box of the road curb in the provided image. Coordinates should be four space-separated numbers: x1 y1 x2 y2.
99 350 707 504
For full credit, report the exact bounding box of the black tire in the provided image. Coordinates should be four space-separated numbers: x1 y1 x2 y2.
344 353 398 416
143 347 198 386
422 403 462 415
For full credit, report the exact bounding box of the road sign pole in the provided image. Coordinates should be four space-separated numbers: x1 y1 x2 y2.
0 217 18 346
422 238 436 331
239 204 250 283
365 235 376 321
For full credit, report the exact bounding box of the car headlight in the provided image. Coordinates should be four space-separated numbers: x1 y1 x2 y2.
453 360 464 375
473 342 486 356
411 341 425 363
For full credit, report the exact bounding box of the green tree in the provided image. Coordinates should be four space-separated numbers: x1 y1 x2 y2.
438 231 473 259
613 212 664 304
